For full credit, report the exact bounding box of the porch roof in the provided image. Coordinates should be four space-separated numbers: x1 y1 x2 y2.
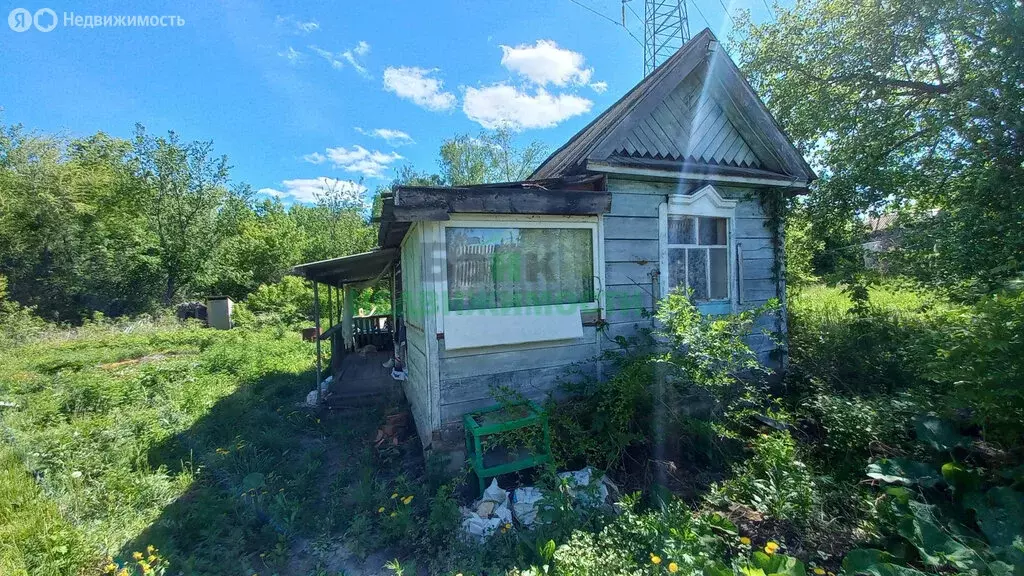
291 248 398 288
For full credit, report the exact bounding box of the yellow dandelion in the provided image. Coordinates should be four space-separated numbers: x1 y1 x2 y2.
650 553 662 565
668 561 679 573
103 563 117 573
132 552 143 561
402 495 414 505
390 511 397 517
378 506 385 513
147 555 156 563
739 536 751 546
146 545 155 553
764 541 780 555
391 492 398 499
813 569 825 575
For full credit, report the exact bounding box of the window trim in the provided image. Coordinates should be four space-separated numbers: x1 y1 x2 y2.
659 185 739 313
439 215 601 318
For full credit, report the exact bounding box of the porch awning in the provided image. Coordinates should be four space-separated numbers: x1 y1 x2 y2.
291 248 398 288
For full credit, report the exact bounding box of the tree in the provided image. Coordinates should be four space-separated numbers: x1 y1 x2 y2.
733 0 1024 289
438 128 547 185
131 124 231 304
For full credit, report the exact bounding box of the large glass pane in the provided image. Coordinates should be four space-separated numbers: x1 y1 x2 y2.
699 217 728 245
668 216 696 244
687 248 708 300
709 248 729 300
667 248 686 291
446 227 594 311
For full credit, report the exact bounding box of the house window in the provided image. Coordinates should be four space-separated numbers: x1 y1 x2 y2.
445 226 595 311
660 185 738 307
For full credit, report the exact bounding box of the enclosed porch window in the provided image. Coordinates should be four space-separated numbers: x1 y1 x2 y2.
445 227 595 311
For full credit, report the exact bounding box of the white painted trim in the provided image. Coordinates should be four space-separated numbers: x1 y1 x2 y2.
659 184 739 313
587 161 810 189
437 217 603 348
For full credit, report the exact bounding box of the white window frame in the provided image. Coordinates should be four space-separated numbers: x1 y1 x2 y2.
437 214 601 349
659 185 739 313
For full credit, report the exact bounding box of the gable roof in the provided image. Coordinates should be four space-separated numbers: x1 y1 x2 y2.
530 28 816 185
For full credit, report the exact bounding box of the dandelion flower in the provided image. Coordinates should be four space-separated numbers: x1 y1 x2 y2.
650 553 662 565
132 552 143 561
814 569 826 575
378 507 385 513
402 495 414 505
390 511 397 517
764 541 780 555
669 562 679 572
391 492 398 499
103 563 117 573
740 536 751 546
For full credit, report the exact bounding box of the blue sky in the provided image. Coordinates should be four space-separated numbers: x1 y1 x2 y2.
1 0 781 205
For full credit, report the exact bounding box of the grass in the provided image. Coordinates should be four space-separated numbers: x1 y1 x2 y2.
0 320 396 576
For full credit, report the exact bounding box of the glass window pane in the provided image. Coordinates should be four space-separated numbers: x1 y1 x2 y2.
699 217 728 245
668 216 696 244
709 248 729 300
667 248 686 291
687 248 708 300
446 227 594 311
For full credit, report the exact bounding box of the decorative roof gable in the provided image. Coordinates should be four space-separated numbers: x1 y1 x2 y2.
530 28 816 185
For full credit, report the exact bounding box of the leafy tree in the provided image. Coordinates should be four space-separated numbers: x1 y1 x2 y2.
733 0 1024 289
438 128 547 185
131 124 230 304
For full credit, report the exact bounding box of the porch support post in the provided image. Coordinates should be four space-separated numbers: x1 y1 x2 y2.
342 284 354 352
327 282 334 328
313 280 323 404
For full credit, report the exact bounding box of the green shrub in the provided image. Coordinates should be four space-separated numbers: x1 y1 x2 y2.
712 432 817 524
550 494 736 576
807 392 915 479
938 290 1024 446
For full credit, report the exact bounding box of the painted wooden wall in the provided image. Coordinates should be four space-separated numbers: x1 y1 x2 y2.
400 179 785 445
601 177 784 366
399 224 435 443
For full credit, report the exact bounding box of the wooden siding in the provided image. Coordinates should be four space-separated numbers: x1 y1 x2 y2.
615 71 762 168
436 326 601 422
400 225 433 443
600 178 783 365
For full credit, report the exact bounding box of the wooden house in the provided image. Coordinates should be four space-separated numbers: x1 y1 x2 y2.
293 29 816 449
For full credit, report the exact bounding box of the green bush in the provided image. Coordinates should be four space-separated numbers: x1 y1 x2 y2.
712 432 817 524
550 494 736 576
938 290 1024 446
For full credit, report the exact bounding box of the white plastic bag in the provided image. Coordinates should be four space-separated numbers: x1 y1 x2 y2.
558 467 610 506
512 487 544 526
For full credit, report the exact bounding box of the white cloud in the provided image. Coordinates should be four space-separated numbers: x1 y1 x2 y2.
309 45 344 69
383 67 456 111
355 127 415 146
589 81 608 93
303 145 403 178
309 41 371 77
342 41 371 78
499 40 593 87
463 84 593 130
275 15 319 34
278 46 303 64
302 151 326 164
259 177 366 205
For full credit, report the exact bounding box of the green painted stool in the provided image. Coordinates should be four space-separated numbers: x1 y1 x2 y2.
463 401 552 494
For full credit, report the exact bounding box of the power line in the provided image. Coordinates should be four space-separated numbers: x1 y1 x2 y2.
761 0 777 21
567 0 643 46
688 0 712 29
717 0 737 26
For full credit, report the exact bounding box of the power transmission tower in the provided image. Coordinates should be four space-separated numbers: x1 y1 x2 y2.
640 0 690 75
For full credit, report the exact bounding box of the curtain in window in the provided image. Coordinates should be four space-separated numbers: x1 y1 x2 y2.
666 216 730 301
446 227 594 311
